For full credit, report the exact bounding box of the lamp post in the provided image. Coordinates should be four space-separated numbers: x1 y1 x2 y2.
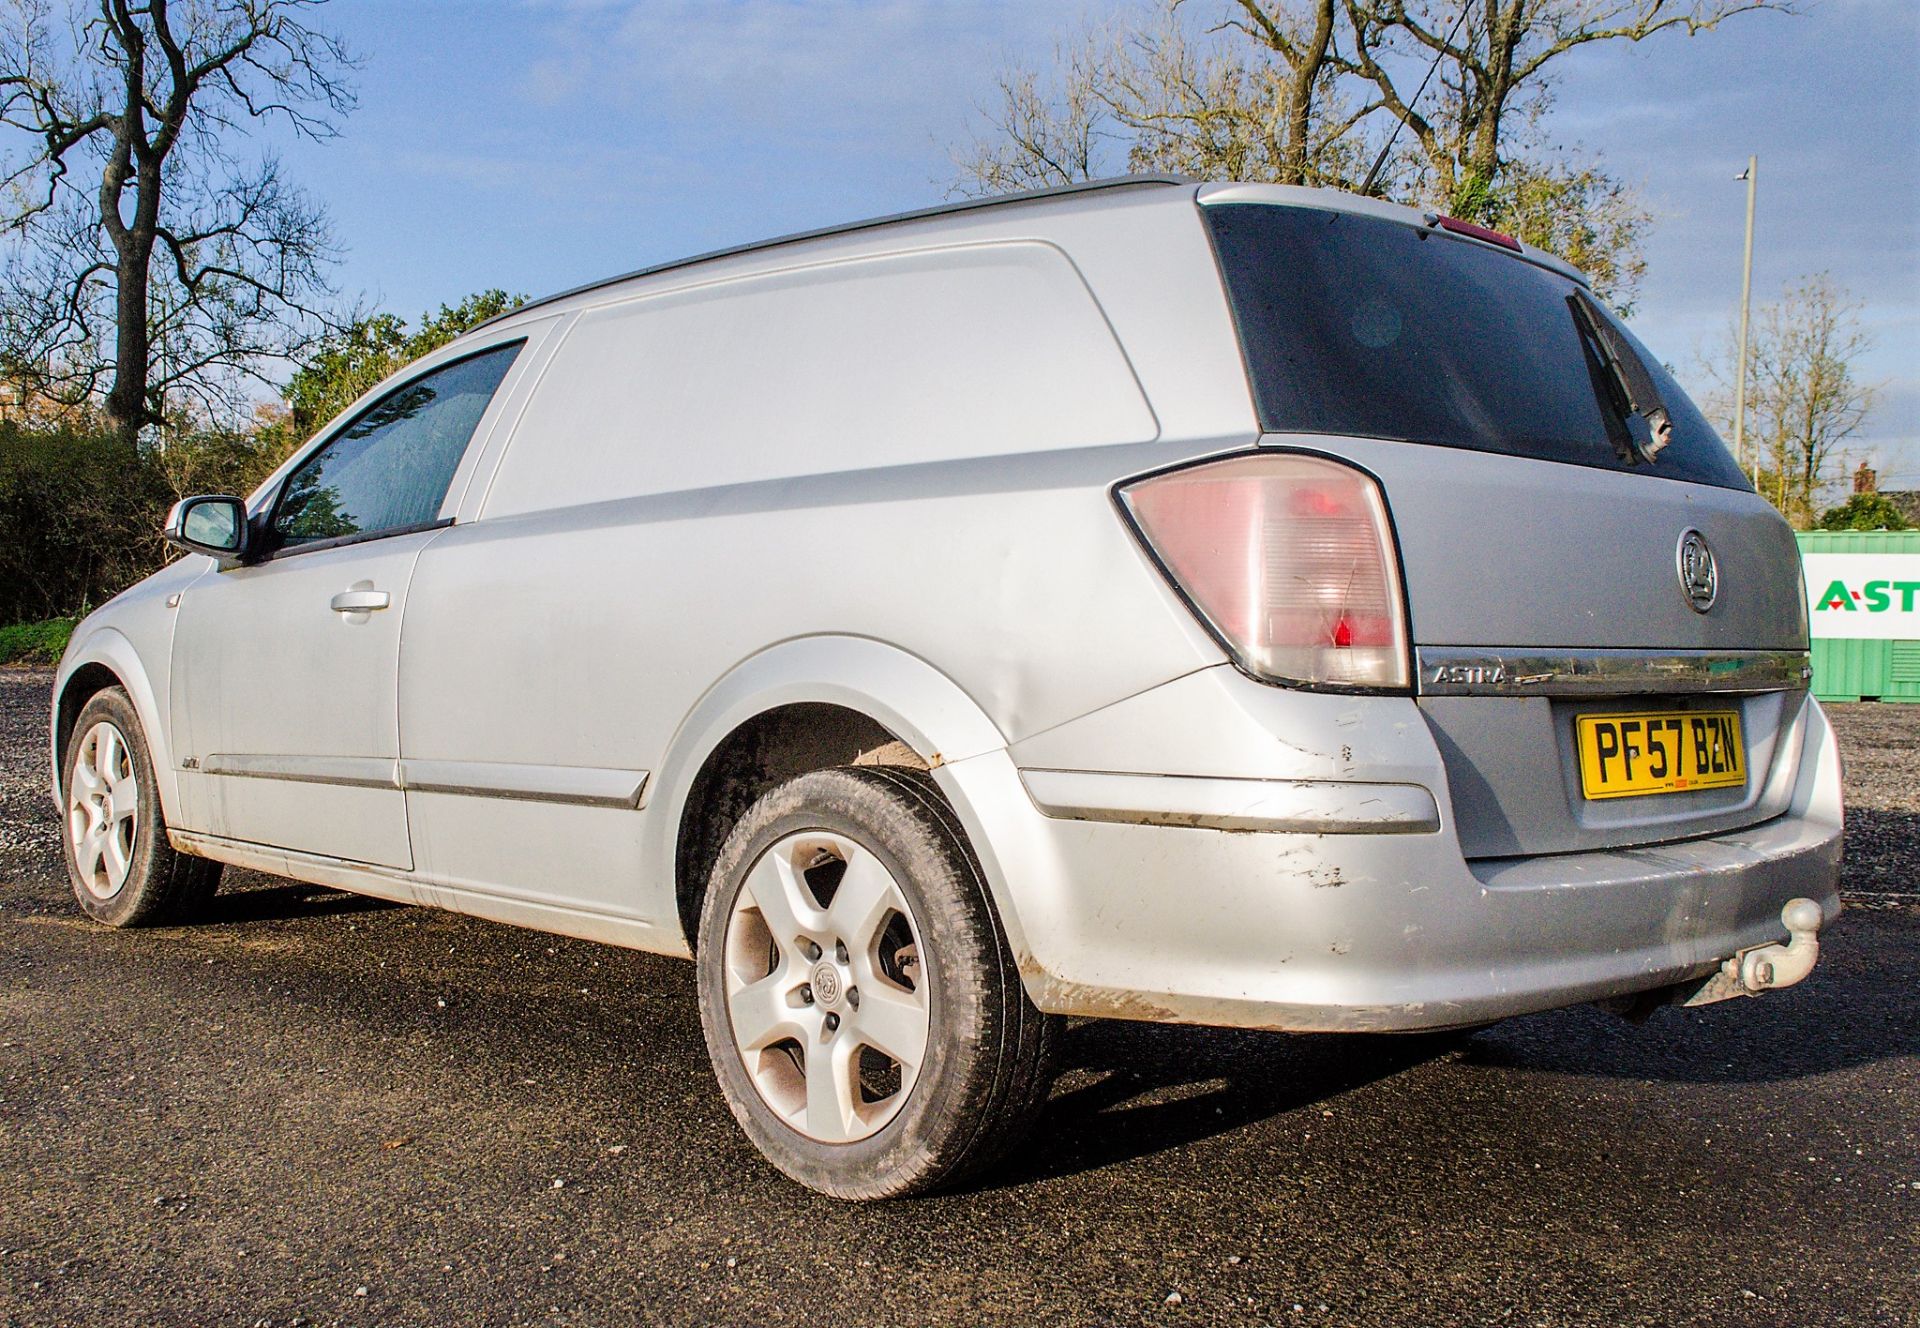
1733 155 1758 484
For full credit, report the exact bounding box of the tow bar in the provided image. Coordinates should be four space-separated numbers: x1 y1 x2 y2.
1681 897 1827 1007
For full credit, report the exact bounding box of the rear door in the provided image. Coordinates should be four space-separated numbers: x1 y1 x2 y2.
169 341 524 867
1202 199 1800 652
1200 198 1809 855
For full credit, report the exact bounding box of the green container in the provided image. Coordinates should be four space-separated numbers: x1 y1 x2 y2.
1795 529 1920 703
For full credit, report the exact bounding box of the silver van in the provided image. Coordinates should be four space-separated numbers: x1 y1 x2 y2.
51 177 1840 1199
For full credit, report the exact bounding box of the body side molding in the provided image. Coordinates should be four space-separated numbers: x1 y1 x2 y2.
199 754 649 808
201 753 399 788
401 760 648 808
1019 768 1442 834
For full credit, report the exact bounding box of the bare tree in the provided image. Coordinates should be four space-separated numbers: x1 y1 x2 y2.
955 0 1785 309
1345 0 1785 216
1479 154 1650 305
953 38 1105 194
1700 274 1877 526
955 2 1379 196
0 0 354 446
1224 0 1348 186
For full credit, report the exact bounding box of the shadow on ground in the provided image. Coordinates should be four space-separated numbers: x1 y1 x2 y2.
47 863 1920 1187
998 1021 1459 1187
200 878 401 925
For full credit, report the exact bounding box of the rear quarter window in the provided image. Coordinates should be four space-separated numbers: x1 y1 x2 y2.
1202 203 1749 490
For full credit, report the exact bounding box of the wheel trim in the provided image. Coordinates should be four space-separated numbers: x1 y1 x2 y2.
723 830 931 1144
68 720 138 900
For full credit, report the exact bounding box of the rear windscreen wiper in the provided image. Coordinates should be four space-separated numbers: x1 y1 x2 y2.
1568 289 1671 463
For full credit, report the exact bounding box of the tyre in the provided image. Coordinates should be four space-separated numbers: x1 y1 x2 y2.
695 765 1059 1199
61 687 220 927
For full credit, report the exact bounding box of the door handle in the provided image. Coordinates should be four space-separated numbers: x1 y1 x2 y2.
330 589 391 613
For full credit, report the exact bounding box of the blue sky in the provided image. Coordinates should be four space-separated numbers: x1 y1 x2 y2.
269 0 1917 478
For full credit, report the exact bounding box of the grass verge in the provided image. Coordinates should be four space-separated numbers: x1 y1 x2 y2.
0 617 75 665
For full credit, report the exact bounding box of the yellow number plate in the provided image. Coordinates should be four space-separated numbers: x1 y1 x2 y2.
1576 710 1745 800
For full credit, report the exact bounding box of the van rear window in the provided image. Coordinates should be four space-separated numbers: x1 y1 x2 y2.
1203 203 1749 490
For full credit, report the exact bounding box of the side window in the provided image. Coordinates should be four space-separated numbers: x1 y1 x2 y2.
271 342 523 550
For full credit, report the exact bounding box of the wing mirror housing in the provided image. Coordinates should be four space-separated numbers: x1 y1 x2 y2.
164 495 251 562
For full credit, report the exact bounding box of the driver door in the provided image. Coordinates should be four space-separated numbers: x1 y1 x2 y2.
169 341 525 867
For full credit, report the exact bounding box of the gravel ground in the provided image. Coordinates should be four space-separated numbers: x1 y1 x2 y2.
1814 702 1920 905
0 674 56 888
2 668 1915 1328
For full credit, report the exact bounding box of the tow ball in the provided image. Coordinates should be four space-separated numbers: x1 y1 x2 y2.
1681 897 1827 1007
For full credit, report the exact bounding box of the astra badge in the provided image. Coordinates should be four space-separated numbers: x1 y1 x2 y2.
1677 529 1717 613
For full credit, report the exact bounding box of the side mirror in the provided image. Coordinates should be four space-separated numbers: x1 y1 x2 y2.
164 495 250 561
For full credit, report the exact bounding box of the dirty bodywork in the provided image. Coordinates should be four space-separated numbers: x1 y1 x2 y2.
51 176 1840 1041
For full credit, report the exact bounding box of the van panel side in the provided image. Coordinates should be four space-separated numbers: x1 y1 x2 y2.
392 442 1234 920
480 242 1159 516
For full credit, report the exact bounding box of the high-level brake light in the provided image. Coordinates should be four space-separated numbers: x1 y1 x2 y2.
1118 453 1410 691
1430 214 1523 251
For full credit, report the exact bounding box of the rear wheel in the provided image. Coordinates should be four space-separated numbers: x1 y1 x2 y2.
61 687 220 927
695 766 1058 1199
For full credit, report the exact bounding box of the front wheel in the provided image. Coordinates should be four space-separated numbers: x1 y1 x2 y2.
695 766 1058 1199
61 687 220 927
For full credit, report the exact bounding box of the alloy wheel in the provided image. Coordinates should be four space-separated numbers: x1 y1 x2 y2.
721 831 931 1143
68 720 139 900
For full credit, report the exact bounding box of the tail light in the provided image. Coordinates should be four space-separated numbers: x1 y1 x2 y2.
1117 453 1410 691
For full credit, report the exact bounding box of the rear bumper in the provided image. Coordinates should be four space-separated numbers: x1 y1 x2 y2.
940 668 1843 1032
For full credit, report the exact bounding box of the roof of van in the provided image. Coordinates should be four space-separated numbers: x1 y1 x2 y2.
480 174 1585 332
482 175 1198 331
